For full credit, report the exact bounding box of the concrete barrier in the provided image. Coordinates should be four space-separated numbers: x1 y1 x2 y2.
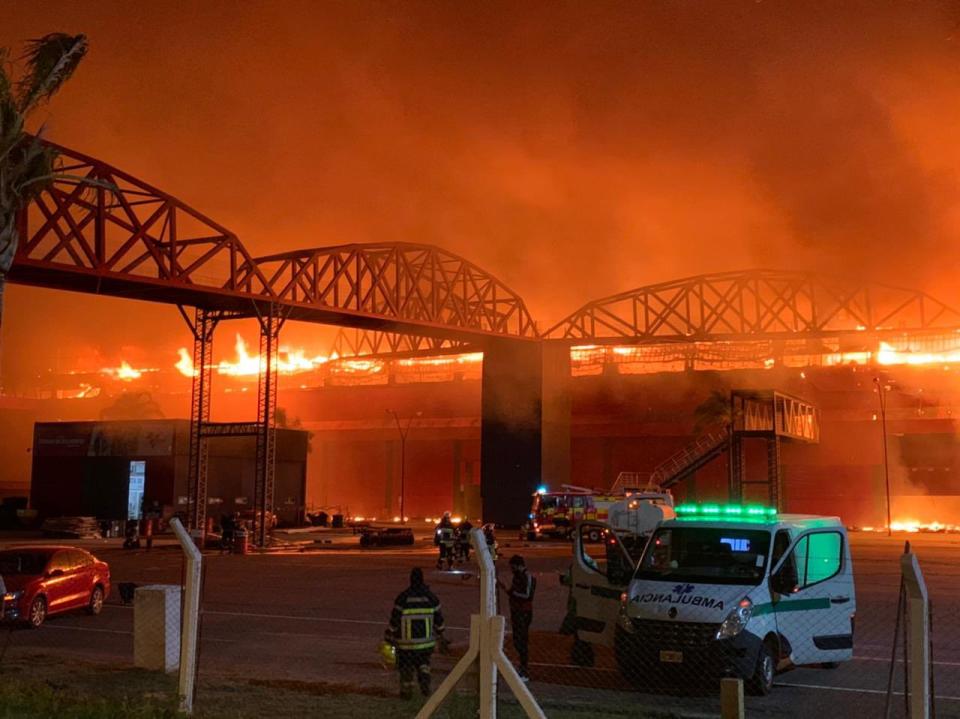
133 584 181 673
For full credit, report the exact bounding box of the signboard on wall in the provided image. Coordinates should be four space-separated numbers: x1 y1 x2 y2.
36 422 176 458
88 422 174 457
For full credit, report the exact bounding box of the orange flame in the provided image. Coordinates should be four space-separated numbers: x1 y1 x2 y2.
174 334 334 378
102 360 151 381
176 348 197 378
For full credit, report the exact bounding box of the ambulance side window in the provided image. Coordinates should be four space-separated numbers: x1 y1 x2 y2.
782 531 843 591
800 532 843 587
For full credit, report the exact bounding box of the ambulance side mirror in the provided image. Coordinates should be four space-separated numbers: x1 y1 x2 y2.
770 568 797 597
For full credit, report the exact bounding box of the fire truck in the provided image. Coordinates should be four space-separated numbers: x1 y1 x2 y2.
523 485 672 541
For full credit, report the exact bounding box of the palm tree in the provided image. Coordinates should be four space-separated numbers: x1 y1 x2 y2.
0 33 89 387
693 388 732 435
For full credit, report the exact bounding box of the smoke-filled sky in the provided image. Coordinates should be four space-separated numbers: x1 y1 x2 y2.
4 0 960 379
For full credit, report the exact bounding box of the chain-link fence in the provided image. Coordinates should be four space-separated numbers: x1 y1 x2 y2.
1 524 958 718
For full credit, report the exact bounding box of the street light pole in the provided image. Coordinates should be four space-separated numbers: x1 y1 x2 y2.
874 377 892 537
387 410 420 524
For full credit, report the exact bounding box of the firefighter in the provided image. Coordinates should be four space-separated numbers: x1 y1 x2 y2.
498 554 536 681
435 512 455 570
456 518 473 564
220 513 236 554
483 523 498 562
387 567 447 699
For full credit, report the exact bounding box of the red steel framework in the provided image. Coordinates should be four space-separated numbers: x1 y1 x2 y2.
547 269 960 343
12 142 537 343
329 327 468 359
9 140 538 543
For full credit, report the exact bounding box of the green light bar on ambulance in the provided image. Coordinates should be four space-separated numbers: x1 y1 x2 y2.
675 503 777 518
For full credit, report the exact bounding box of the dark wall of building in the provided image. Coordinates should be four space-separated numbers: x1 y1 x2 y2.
31 420 308 525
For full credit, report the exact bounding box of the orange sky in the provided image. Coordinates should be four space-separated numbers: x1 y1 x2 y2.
4 1 960 382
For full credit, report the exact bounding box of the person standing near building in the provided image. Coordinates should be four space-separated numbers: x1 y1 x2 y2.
456 518 473 564
387 567 447 699
498 554 536 681
435 512 455 570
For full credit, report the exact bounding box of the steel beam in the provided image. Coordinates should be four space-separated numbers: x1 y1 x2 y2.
184 307 217 532
254 307 283 547
767 436 783 511
728 433 744 502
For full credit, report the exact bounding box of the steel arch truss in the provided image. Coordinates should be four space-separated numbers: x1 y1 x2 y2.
13 142 537 342
549 270 960 343
243 244 537 339
14 141 273 305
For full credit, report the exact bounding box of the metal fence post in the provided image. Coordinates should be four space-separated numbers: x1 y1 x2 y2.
170 518 202 715
900 547 931 719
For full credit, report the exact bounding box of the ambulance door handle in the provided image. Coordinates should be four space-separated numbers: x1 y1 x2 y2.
575 583 590 590
830 596 850 604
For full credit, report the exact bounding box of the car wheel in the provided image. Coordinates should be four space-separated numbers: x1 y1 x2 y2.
587 529 601 543
87 586 105 616
747 640 776 696
27 596 47 629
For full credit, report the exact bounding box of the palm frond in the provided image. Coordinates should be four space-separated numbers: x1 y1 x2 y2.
0 48 11 103
16 33 87 114
693 389 731 434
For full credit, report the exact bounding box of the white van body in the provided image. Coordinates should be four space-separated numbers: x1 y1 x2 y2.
606 492 676 537
568 509 856 694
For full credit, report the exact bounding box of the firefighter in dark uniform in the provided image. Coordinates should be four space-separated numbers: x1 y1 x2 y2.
456 518 473 564
387 567 447 699
435 512 455 570
498 554 536 681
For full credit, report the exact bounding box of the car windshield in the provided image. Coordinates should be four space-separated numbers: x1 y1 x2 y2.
635 526 772 586
0 551 50 576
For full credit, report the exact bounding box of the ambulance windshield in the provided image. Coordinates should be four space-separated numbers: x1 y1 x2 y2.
635 527 772 585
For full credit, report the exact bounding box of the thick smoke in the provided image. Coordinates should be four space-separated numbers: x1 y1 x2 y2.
2 0 960 374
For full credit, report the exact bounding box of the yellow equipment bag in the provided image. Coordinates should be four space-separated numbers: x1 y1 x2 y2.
378 640 397 669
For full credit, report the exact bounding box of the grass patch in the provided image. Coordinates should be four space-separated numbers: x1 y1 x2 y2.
0 653 685 719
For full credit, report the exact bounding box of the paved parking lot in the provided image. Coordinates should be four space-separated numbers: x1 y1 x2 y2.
2 531 960 717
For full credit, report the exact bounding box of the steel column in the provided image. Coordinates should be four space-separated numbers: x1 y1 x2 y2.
728 433 744 502
254 307 282 547
766 436 783 511
185 308 217 531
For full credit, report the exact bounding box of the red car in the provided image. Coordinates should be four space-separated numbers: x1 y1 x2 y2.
0 546 111 628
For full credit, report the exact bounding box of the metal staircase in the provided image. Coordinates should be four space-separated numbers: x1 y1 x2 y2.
650 430 730 488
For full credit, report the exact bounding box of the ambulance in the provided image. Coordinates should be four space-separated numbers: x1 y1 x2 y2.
568 503 856 695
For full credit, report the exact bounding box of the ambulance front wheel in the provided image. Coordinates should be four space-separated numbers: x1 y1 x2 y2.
747 640 776 696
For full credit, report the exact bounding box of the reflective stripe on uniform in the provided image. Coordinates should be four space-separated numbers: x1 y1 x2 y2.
398 606 436 649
